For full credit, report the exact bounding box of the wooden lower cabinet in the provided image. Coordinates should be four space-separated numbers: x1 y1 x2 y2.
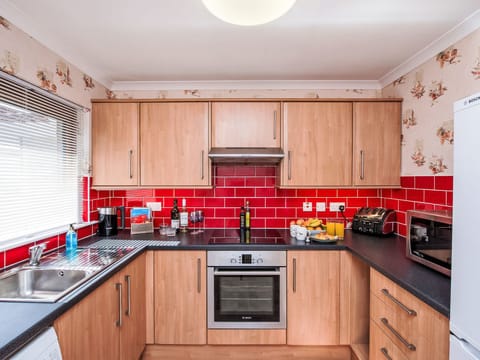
287 250 340 345
370 320 408 360
207 329 286 345
54 254 146 360
154 251 206 344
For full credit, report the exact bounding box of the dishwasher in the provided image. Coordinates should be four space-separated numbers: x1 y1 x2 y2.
11 327 62 360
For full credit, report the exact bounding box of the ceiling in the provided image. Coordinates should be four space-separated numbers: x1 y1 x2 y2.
1 0 480 89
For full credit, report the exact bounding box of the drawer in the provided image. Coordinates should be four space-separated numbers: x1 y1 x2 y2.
370 319 408 360
370 294 418 357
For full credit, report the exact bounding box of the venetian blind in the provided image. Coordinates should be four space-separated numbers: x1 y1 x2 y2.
0 73 83 245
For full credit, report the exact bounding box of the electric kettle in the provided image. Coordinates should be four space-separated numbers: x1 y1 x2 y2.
97 206 125 236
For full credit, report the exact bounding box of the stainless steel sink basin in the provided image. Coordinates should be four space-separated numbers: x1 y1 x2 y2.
0 268 95 302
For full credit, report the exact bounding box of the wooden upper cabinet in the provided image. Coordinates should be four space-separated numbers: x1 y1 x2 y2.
282 102 353 187
92 102 139 186
140 102 210 187
211 102 281 148
353 102 401 186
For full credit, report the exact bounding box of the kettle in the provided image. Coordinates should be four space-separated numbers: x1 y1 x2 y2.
97 206 125 236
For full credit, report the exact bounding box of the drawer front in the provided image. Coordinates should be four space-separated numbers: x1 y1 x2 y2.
371 294 418 356
370 320 409 360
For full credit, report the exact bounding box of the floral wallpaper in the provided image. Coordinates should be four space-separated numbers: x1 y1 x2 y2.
383 28 480 176
0 16 107 109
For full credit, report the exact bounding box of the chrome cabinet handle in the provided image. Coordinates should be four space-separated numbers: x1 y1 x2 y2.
273 110 277 140
381 318 416 351
293 258 297 293
380 347 393 360
381 288 417 316
288 150 292 180
125 275 131 317
116 283 123 327
197 258 201 294
201 150 204 180
360 150 365 180
214 270 281 276
128 149 133 179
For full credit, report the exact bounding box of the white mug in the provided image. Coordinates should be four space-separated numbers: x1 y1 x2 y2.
290 224 299 237
296 226 307 241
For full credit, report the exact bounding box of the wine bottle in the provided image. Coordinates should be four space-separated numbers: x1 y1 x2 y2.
245 200 251 230
240 206 246 230
171 199 180 231
180 198 188 233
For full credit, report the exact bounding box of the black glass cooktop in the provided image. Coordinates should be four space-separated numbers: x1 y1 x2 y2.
208 229 286 245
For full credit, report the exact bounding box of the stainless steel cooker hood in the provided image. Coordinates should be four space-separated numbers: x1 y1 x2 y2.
208 147 284 164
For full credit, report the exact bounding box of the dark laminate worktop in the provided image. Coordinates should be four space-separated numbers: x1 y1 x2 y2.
0 228 450 359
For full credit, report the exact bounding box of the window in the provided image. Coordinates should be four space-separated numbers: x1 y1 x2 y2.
0 73 84 246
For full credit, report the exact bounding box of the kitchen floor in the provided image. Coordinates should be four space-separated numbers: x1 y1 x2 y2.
142 345 352 360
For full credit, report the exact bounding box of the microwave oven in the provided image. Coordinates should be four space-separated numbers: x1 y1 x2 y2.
406 210 452 276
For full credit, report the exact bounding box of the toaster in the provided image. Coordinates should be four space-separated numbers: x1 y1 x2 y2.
352 207 396 235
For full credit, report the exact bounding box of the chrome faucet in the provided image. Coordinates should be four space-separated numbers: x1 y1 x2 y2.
28 243 46 266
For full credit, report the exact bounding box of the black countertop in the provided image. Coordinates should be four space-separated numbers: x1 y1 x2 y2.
0 228 451 359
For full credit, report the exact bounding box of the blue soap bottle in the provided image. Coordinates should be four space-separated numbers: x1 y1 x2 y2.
66 224 78 254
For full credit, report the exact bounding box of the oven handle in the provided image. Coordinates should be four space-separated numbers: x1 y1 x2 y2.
213 270 282 276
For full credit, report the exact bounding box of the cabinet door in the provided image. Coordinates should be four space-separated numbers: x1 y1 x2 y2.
140 102 210 186
353 102 401 186
119 254 146 360
282 102 352 187
54 276 121 359
287 251 340 345
92 103 139 186
154 251 206 344
212 102 281 148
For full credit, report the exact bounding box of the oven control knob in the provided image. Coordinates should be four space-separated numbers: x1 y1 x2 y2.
230 258 237 264
256 258 264 264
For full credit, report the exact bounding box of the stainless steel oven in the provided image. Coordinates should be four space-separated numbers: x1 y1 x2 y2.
207 250 286 329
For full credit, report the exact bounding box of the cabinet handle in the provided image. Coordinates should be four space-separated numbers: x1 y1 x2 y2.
197 258 201 293
381 288 417 316
125 275 131 317
293 258 297 293
116 283 123 327
380 347 393 360
128 149 133 179
360 150 365 180
273 110 277 140
201 150 204 180
381 318 416 351
288 151 292 180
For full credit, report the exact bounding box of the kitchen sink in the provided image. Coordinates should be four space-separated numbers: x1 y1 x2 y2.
0 268 95 302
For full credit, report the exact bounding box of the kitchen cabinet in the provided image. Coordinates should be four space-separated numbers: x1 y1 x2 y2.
353 102 401 186
154 251 206 344
287 250 340 345
92 102 139 187
211 101 281 148
54 254 146 359
369 269 449 360
281 102 353 187
140 102 210 187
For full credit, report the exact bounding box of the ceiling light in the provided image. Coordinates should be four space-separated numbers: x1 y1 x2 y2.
202 0 296 26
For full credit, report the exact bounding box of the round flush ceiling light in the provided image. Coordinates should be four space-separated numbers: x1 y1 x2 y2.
202 0 296 26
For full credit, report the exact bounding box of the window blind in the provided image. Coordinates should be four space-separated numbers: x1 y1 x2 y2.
0 73 84 245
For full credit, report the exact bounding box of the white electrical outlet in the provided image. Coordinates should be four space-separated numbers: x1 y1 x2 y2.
316 202 326 212
146 202 162 211
303 202 312 212
329 202 345 212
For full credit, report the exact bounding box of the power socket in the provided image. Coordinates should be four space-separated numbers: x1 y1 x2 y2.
303 202 312 212
316 202 326 212
146 202 162 211
329 202 345 212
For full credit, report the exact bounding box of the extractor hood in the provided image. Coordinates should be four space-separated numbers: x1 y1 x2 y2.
208 147 284 164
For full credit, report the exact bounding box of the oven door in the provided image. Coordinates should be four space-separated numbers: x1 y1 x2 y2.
208 267 286 329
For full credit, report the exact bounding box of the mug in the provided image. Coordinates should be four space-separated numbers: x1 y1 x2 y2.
296 226 308 241
290 224 299 238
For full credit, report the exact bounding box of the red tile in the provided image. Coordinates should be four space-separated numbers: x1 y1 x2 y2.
78 226 93 240
424 190 446 205
317 189 337 197
384 199 399 210
256 167 276 176
434 205 452 212
338 189 358 197
256 208 276 217
110 198 124 207
367 198 382 208
406 189 424 202
195 189 215 197
216 208 236 217
0 251 4 269
400 176 415 188
251 218 266 228
59 233 66 247
446 191 453 206
225 218 240 228
225 198 245 208
215 188 235 197
276 189 296 197
203 208 215 217
297 189 317 198
225 177 245 187
269 218 287 228
256 188 276 197
390 189 406 200
276 208 296 217
266 198 286 207
286 198 303 208
382 189 392 198
396 211 406 225
175 189 195 197
236 188 255 197
398 200 414 212
235 166 256 176
397 224 406 237
154 189 174 197
415 203 435 211
215 177 225 187
415 176 434 189
126 189 154 197
112 190 126 197
206 218 224 228
265 177 276 186
435 176 453 191
347 197 368 208
357 189 379 197
6 244 31 266
249 198 265 207
126 199 143 208
216 166 236 176
205 197 225 208
246 177 265 187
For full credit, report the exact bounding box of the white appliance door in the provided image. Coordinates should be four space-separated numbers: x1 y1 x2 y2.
11 327 62 360
451 334 480 360
451 94 480 351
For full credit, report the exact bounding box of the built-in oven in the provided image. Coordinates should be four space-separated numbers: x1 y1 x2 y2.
207 250 286 329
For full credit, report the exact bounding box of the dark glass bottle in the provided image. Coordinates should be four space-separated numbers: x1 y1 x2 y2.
171 199 180 231
240 206 246 230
